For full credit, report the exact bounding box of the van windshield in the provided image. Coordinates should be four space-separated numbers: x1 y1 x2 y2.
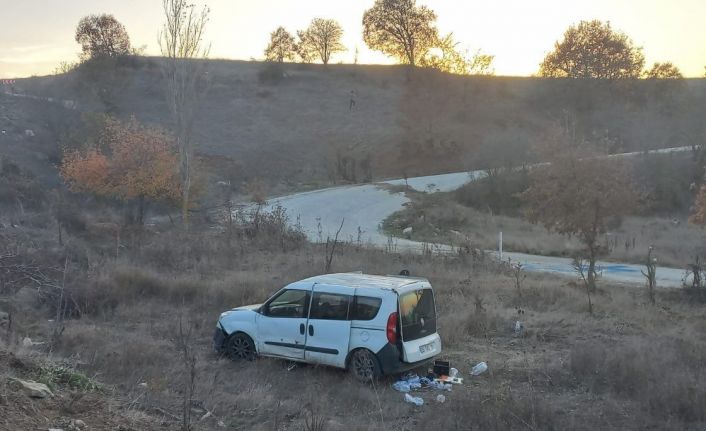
399 288 436 341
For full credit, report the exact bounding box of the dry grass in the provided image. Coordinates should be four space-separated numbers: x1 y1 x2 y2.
2 206 706 430
4 59 706 430
386 190 706 268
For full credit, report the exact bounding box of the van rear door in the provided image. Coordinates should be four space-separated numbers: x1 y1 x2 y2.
397 284 441 363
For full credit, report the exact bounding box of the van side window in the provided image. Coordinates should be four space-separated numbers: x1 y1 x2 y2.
350 296 382 321
265 289 310 318
310 292 351 320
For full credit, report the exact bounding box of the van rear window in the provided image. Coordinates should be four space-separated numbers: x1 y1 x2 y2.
350 296 382 321
399 289 437 341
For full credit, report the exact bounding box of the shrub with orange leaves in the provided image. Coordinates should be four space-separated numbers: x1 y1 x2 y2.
60 148 111 196
60 117 181 222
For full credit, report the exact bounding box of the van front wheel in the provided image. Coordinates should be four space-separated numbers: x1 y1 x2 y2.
225 333 256 361
349 349 381 382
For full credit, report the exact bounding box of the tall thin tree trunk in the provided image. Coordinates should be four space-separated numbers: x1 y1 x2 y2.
181 151 191 227
587 257 596 293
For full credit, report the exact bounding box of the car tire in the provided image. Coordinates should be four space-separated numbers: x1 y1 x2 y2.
224 332 256 361
349 349 381 382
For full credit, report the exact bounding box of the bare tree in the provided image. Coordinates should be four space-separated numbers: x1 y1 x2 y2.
572 257 594 314
685 256 704 289
324 219 345 273
159 0 211 227
512 262 526 304
297 18 346 65
690 169 706 225
175 312 197 431
642 246 657 305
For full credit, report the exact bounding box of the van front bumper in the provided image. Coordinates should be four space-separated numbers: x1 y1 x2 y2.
213 325 227 352
375 343 436 375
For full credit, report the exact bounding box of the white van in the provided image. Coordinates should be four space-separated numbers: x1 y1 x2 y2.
213 272 442 381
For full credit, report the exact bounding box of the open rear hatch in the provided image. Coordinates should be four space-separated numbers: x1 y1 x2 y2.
397 284 441 363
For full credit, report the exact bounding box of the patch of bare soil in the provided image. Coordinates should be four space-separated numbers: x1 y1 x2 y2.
0 350 174 431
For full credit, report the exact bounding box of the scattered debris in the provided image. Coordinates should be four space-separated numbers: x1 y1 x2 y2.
471 361 488 376
429 380 452 391
435 394 446 403
9 378 53 398
514 320 524 335
433 376 461 385
50 418 87 431
24 129 34 137
433 359 450 376
21 336 45 347
392 380 411 392
404 393 424 406
393 373 422 392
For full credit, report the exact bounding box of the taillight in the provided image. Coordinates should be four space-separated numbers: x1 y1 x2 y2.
386 312 398 344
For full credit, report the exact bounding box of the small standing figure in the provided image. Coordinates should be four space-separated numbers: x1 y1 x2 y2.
349 89 356 111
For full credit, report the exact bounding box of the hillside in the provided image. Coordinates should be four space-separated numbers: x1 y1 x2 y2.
3 59 706 431
3 58 706 192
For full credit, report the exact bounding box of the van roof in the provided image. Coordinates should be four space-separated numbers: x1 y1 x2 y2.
297 272 429 291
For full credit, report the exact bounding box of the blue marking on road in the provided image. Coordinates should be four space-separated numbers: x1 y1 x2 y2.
601 264 639 274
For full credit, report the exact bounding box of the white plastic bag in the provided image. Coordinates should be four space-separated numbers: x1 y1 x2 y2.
430 380 452 391
393 381 411 392
404 393 424 406
471 361 488 376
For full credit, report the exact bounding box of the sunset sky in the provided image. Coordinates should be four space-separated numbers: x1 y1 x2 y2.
1 0 705 78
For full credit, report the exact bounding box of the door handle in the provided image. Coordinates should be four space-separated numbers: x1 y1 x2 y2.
308 324 314 336
299 323 305 335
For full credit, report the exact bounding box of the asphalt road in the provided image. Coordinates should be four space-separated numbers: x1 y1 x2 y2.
265 150 692 287
4 87 690 286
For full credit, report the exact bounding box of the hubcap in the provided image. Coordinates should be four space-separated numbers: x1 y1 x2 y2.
353 352 374 380
229 336 252 360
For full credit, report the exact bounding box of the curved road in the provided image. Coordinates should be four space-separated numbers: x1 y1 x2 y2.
266 147 694 288
4 88 689 286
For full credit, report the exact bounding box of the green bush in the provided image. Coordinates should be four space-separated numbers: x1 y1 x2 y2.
454 168 530 216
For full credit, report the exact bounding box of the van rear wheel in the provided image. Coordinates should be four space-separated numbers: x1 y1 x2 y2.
349 349 381 382
225 333 256 361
